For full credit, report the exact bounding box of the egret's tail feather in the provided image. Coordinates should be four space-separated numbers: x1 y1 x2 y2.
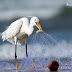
1 32 6 41
1 31 21 45
1 30 12 41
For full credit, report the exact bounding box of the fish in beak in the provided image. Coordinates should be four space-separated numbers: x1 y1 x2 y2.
35 22 43 31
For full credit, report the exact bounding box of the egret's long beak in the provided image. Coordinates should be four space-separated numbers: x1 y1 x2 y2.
35 22 43 31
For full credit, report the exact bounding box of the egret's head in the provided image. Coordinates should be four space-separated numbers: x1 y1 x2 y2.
31 17 43 30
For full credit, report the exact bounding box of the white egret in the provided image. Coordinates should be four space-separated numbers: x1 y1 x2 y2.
1 16 43 69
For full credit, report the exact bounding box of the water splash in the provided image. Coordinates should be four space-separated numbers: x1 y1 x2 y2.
28 32 70 58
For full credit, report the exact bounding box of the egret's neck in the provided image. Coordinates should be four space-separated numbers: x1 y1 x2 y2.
30 21 34 28
26 21 34 36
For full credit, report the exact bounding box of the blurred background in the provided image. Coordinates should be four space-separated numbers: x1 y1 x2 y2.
0 0 72 60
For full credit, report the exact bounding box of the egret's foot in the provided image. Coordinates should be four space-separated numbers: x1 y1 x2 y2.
30 60 34 67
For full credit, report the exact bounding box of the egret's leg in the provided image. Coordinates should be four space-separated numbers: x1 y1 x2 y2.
14 36 18 69
25 38 28 57
25 38 35 67
26 43 28 57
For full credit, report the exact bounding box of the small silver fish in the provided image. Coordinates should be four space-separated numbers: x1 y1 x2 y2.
36 30 43 34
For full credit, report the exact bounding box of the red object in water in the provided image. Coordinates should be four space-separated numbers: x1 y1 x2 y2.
48 60 59 71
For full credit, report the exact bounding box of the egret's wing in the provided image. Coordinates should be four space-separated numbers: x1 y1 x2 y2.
2 19 23 41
